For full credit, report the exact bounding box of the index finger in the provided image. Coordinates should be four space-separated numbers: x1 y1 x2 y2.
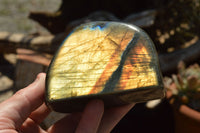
98 103 135 133
0 73 46 130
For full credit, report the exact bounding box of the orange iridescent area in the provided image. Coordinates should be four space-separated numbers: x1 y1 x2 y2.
47 22 159 100
115 42 157 91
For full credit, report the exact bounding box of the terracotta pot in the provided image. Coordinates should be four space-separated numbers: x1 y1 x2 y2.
167 91 200 133
174 105 200 133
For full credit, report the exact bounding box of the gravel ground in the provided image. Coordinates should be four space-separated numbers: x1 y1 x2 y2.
0 0 64 126
0 0 61 33
0 0 61 101
0 0 65 128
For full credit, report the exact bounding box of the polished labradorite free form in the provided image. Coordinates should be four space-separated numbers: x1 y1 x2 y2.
46 21 164 112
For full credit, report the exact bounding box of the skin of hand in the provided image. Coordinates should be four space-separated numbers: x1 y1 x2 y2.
0 73 135 133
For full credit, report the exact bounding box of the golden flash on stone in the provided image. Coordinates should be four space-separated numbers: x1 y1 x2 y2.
45 21 164 113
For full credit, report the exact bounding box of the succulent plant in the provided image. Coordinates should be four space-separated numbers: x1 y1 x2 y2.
164 61 200 111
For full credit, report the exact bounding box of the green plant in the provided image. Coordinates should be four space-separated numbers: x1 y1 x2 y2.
164 61 200 111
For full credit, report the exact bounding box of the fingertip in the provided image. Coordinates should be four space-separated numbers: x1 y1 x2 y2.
86 99 104 110
84 99 105 117
27 73 46 88
75 100 104 133
36 73 46 81
97 103 135 133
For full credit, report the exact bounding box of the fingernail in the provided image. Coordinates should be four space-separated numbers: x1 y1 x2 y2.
34 74 41 83
35 73 46 82
32 73 44 86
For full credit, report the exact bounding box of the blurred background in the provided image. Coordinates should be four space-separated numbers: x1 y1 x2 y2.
0 0 61 101
0 0 200 132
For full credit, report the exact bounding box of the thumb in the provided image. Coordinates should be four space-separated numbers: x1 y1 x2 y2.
0 73 46 130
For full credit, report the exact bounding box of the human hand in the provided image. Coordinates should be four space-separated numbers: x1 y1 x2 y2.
0 73 134 133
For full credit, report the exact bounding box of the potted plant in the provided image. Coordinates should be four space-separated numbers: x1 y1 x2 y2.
164 61 200 133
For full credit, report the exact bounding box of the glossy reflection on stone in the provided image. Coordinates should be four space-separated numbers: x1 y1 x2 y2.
46 21 164 112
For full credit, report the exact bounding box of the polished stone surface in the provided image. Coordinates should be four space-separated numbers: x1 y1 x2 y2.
46 21 164 112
